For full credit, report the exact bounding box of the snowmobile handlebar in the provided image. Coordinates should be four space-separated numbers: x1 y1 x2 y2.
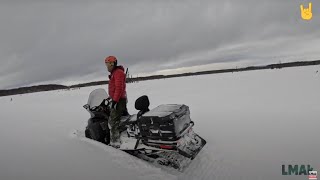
83 98 110 112
83 104 103 112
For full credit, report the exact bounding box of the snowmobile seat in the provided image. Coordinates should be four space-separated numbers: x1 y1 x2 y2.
135 95 150 118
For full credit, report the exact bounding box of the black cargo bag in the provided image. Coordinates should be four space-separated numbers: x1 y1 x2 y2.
138 104 191 141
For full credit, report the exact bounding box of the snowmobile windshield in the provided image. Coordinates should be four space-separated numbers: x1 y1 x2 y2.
87 88 108 108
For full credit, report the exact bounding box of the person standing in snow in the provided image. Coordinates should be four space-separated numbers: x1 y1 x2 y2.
105 56 128 147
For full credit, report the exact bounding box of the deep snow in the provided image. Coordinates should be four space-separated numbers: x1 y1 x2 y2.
0 66 319 180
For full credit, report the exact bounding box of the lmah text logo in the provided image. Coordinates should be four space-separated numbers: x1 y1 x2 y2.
282 164 317 179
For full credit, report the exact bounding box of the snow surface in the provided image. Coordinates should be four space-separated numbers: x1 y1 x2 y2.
0 66 320 180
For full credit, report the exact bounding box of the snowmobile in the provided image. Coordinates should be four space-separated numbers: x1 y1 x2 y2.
83 88 206 171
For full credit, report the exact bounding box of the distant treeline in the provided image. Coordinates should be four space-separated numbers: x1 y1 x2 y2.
0 84 69 97
1 60 319 97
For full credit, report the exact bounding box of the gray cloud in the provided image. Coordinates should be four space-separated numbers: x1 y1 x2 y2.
1 0 320 89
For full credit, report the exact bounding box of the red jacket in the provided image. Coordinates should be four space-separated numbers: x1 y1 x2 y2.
108 66 127 102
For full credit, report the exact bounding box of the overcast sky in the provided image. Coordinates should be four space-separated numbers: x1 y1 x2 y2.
0 0 319 89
